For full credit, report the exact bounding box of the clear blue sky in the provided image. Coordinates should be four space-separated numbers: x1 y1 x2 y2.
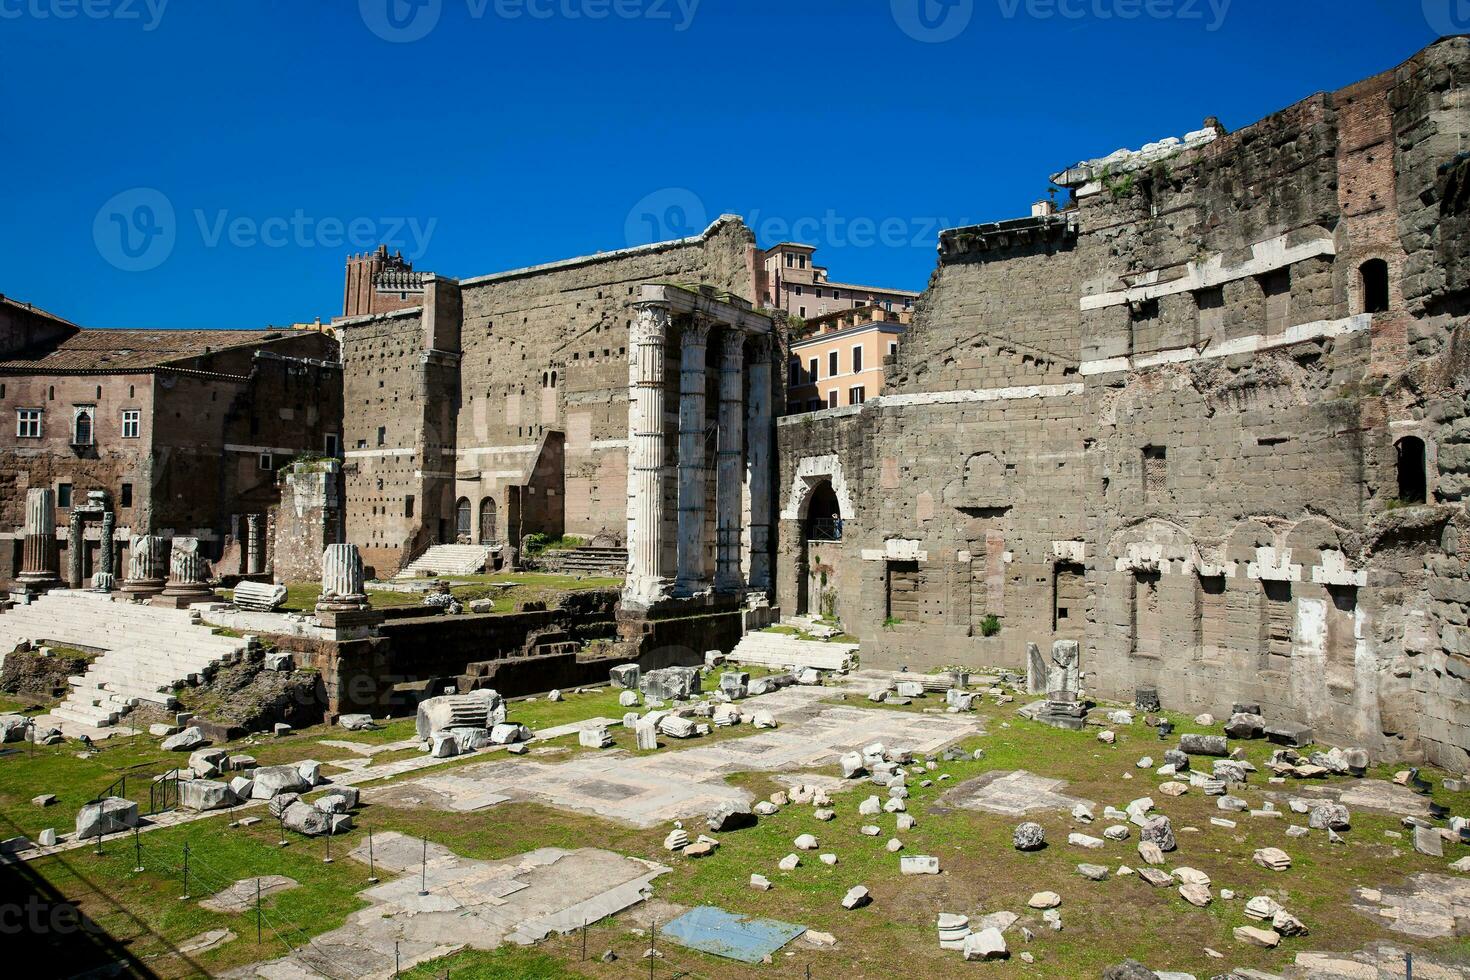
0 0 1454 329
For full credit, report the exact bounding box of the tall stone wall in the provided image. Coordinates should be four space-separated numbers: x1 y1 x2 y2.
776 38 1470 771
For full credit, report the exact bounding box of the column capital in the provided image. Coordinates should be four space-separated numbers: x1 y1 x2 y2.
719 327 746 363
685 313 714 345
630 302 671 344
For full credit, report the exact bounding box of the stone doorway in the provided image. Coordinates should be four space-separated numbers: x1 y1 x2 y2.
479 497 497 545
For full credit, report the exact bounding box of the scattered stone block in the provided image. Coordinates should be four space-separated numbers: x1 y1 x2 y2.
1178 734 1227 757
900 854 938 874
842 885 870 909
1233 926 1280 948
750 874 771 891
161 727 206 751
1077 863 1110 881
962 927 1007 960
1252 847 1292 871
1028 891 1060 909
1013 822 1046 851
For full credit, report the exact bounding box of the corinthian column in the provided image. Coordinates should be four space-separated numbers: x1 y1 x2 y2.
745 335 775 594
675 314 712 594
714 328 746 593
16 488 58 593
623 302 672 608
245 514 264 575
152 537 214 608
93 509 116 592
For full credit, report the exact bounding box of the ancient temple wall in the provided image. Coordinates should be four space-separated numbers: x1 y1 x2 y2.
452 217 756 544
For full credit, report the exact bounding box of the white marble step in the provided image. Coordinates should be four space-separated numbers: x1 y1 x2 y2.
728 630 858 671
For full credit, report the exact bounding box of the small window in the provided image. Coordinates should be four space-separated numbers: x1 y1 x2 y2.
72 408 94 446
405 495 415 518
325 433 340 456
888 341 898 359
828 351 839 378
827 389 838 409
121 409 141 439
794 285 803 296
120 483 133 508
16 408 41 438
1360 259 1390 314
1143 445 1167 501
849 386 866 405
1396 436 1427 504
789 359 800 386
799 306 806 317
377 426 387 447
57 483 72 508
259 452 274 471
852 345 863 373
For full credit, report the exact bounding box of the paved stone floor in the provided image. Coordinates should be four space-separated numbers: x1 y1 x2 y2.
932 769 1092 817
1350 873 1470 939
372 702 981 827
224 832 669 980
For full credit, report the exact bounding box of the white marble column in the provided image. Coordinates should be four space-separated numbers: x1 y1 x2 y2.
318 543 368 611
17 488 58 589
245 514 265 575
675 315 712 593
623 302 672 607
714 328 746 593
121 534 167 599
745 335 775 594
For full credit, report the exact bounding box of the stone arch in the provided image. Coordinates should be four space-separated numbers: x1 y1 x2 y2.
780 454 854 522
454 497 472 542
478 497 498 545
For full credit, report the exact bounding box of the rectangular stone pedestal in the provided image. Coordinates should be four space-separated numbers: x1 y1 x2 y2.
315 608 384 640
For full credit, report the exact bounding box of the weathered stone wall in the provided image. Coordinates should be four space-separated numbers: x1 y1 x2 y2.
272 458 342 583
776 38 1470 771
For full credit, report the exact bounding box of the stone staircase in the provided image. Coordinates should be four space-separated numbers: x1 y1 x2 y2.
557 546 628 575
0 590 250 731
395 544 495 579
728 626 858 672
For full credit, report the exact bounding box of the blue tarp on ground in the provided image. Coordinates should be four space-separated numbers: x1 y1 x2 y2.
662 905 807 964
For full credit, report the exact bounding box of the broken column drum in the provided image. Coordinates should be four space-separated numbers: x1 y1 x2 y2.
121 534 168 599
16 487 59 590
318 543 369 611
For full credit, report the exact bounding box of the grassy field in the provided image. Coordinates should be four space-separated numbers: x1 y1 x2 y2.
11 686 1470 978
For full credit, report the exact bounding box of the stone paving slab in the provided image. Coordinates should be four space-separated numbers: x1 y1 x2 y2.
373 703 980 828
933 769 1092 817
1350 873 1470 939
223 833 668 980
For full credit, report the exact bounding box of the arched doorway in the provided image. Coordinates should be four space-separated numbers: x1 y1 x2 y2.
1396 436 1427 504
454 497 472 542
479 497 497 544
797 480 842 616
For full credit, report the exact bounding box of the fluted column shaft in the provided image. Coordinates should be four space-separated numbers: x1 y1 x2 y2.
17 488 57 587
623 303 671 607
245 514 264 575
714 329 746 593
745 336 775 594
675 316 712 593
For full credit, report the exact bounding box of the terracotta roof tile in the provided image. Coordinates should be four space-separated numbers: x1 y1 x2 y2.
0 328 295 372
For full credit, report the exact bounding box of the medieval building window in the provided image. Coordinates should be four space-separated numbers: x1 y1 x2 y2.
377 426 387 447
828 351 839 378
325 433 339 456
120 483 133 508
258 453 274 471
799 306 807 317
16 408 41 438
121 409 140 439
72 408 94 446
1258 268 1291 336
852 345 863 373
404 495 415 518
48 386 54 400
1142 445 1167 502
794 285 803 295
1360 259 1390 314
1396 436 1427 504
57 483 72 508
455 498 472 540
